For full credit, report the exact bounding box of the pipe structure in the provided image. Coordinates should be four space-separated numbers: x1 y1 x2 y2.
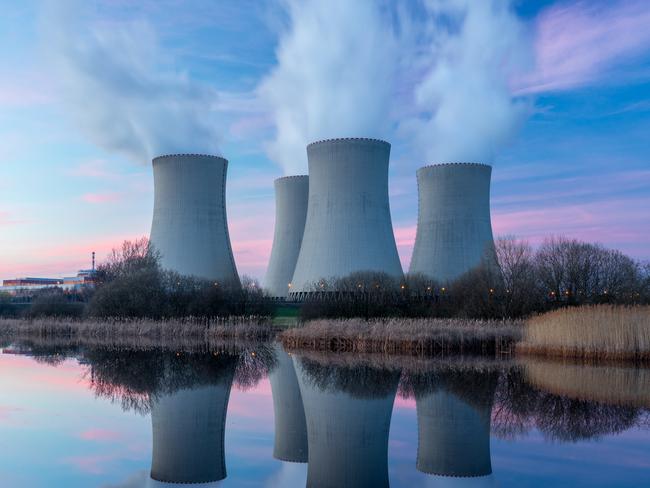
264 176 309 298
150 366 236 484
293 357 399 488
149 154 239 284
290 138 403 297
409 163 497 283
269 344 308 463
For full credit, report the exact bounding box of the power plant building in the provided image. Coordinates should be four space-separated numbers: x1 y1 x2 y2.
264 176 309 298
290 138 403 297
149 154 239 284
409 163 497 283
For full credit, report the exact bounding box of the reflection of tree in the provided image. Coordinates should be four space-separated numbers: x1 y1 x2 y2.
492 367 642 442
83 345 276 414
296 357 400 398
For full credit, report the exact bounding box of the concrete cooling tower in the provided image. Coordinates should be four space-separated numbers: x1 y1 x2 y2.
269 344 308 462
150 368 236 484
264 176 309 298
293 357 399 488
290 138 403 297
409 163 497 284
149 154 239 284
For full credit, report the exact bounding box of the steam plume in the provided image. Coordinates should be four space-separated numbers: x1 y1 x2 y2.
42 1 220 164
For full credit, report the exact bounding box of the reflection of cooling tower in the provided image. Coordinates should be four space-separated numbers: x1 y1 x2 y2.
290 138 403 296
294 358 398 487
264 176 309 298
409 163 496 283
269 344 308 462
416 389 493 477
150 368 236 484
150 154 239 283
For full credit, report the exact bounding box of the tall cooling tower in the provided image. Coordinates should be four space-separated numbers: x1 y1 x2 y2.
149 154 239 284
264 176 309 298
409 163 497 283
290 138 403 297
269 344 308 462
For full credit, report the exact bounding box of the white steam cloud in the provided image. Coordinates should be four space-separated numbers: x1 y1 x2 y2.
42 1 220 164
260 0 532 173
404 0 531 163
258 0 398 174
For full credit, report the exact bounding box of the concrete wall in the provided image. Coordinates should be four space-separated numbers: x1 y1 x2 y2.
290 138 403 295
415 389 493 478
150 371 235 483
269 344 308 462
149 154 239 284
409 163 496 283
264 176 309 298
293 357 398 487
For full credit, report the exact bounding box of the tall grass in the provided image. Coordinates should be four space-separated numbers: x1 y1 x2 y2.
0 316 274 351
518 305 650 361
280 317 522 356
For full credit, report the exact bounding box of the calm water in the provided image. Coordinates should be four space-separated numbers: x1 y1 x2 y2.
1 342 649 487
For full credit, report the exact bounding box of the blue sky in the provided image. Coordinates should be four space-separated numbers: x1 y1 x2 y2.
0 0 648 281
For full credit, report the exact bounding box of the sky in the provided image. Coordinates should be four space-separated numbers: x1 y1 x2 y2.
0 0 649 281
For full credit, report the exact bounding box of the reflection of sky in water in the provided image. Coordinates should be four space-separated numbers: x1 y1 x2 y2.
1 352 649 487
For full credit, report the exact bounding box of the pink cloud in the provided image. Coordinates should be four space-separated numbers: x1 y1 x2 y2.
78 428 123 442
514 0 650 94
81 192 122 204
62 454 117 475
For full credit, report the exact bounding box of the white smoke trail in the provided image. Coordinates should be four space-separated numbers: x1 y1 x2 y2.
260 0 532 172
42 1 221 164
258 0 399 174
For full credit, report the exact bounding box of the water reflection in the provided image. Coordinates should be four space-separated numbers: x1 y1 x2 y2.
405 368 497 479
3 341 650 487
294 357 400 488
269 344 308 463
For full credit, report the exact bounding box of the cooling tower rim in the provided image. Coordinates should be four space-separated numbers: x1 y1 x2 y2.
418 162 491 171
307 137 390 148
152 153 228 163
275 174 308 183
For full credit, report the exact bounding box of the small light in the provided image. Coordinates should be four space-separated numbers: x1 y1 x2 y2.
288 283 292 288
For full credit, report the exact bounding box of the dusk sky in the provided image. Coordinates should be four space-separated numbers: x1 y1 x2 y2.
1 0 649 282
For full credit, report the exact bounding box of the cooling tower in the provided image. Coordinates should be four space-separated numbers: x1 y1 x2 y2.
409 163 496 283
264 176 309 298
290 138 403 296
269 344 308 462
149 154 239 284
150 367 236 484
294 357 399 488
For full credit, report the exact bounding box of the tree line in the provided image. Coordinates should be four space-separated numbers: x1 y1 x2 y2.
1 235 648 320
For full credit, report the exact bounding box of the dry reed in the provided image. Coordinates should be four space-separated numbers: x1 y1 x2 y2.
0 316 275 351
518 305 650 361
280 317 522 356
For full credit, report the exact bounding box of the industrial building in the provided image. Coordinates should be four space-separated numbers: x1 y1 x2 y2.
264 176 309 298
289 138 403 297
409 163 497 283
149 154 239 284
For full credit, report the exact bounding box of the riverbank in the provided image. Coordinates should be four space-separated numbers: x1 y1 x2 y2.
280 317 522 356
517 305 650 362
0 316 275 351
